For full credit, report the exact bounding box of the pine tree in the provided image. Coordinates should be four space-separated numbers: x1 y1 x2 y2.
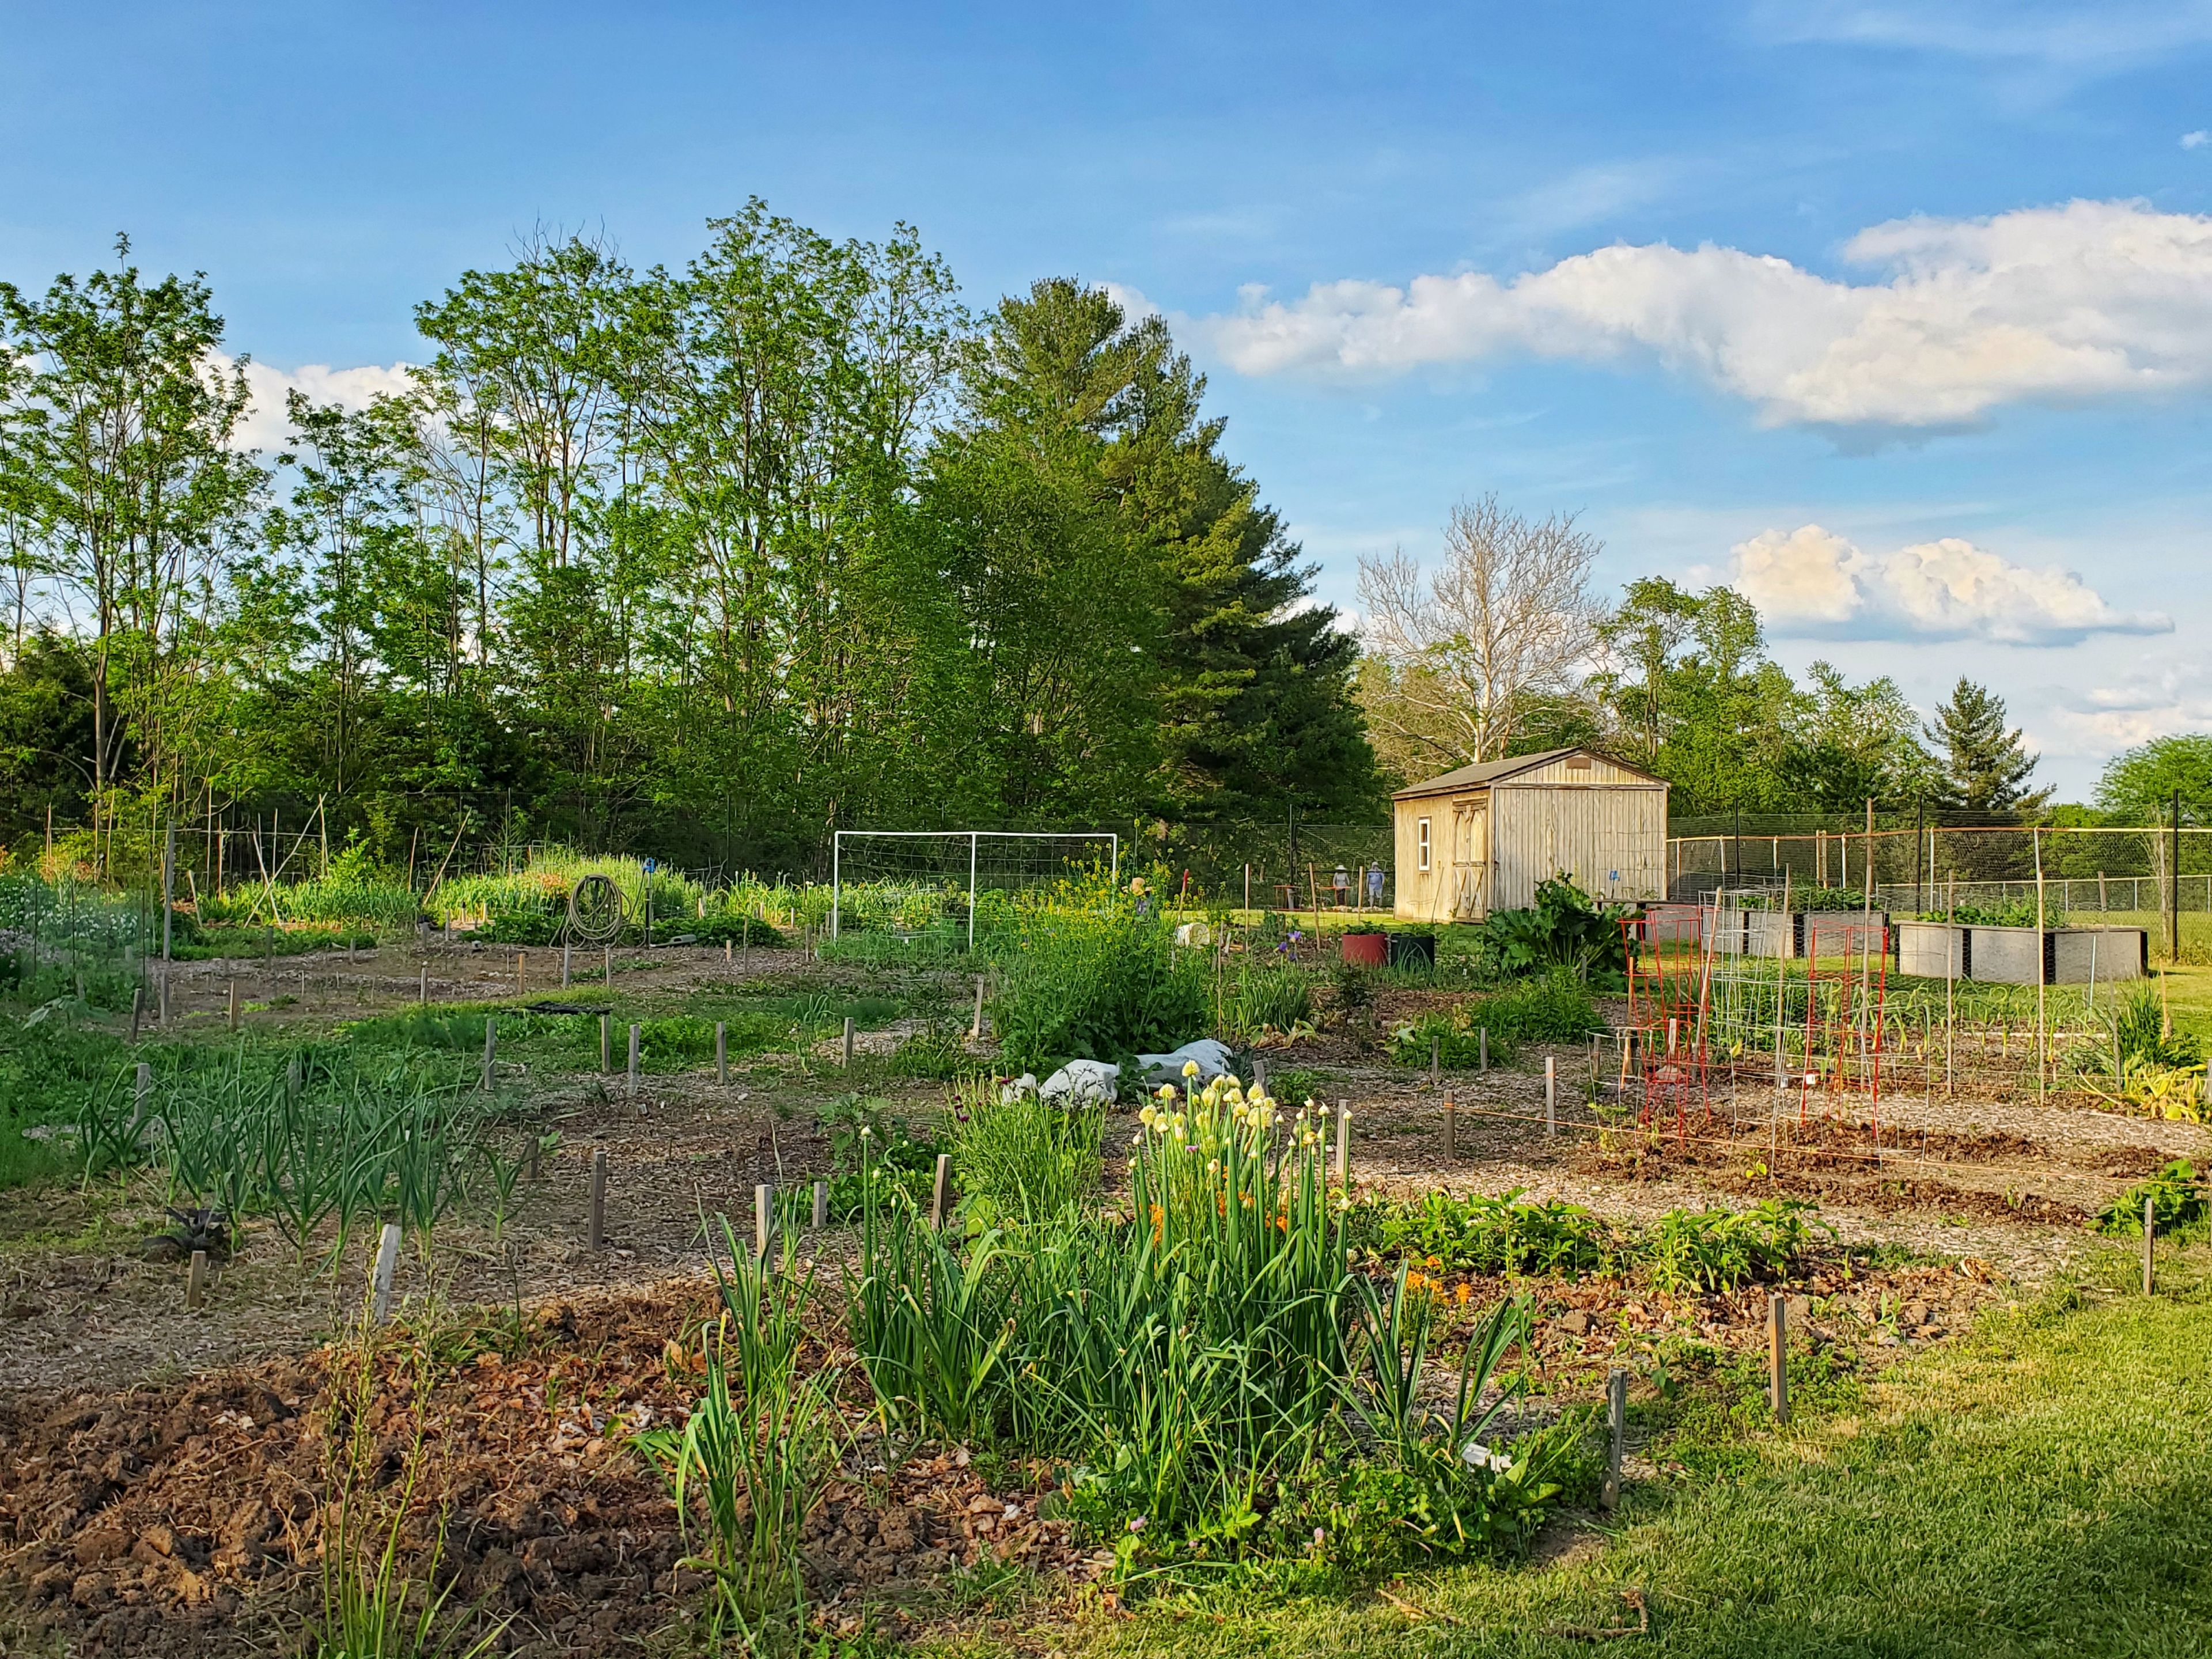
1929 678 2049 814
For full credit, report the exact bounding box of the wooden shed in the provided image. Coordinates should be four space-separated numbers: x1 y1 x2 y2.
1392 747 1669 923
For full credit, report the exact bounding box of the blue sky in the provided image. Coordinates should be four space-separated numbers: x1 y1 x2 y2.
5 1 2210 797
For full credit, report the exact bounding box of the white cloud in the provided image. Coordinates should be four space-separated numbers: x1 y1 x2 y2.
1728 522 2172 643
2056 663 2212 748
1753 2 2212 69
1198 198 2212 428
217 355 418 453
2186 130 2211 149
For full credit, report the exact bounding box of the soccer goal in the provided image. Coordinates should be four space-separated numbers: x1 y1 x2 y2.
830 831 1120 946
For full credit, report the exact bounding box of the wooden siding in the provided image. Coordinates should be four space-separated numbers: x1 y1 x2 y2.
1392 789 1487 923
1491 781 1667 911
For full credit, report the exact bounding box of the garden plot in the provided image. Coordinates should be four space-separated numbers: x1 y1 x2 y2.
3 866 2208 1659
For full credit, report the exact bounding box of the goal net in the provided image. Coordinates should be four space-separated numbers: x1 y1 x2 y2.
830 831 1120 946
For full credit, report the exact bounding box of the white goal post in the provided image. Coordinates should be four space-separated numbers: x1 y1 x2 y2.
830 830 1120 946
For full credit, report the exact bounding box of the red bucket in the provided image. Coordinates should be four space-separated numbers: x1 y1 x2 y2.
1339 932 1388 967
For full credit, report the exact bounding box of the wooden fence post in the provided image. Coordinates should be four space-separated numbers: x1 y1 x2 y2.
371 1221 402 1323
1546 1055 1557 1135
1768 1294 1789 1423
930 1153 953 1229
715 1021 728 1085
589 1148 607 1251
2145 1194 2156 1296
842 1017 855 1067
1443 1090 1456 1161
1335 1100 1351 1188
813 1179 828 1229
187 1249 209 1312
1603 1368 1627 1508
481 1014 496 1092
755 1184 774 1259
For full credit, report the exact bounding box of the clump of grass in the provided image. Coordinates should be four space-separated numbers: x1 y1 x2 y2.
1388 965 1603 1067
639 1222 845 1648
943 1074 1102 1224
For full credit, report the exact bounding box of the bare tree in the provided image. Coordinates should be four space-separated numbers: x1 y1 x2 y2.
1355 494 1605 771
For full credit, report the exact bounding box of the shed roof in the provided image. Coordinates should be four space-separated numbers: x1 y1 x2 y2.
1391 746 1665 801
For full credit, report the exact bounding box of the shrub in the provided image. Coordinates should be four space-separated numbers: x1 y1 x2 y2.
986 869 1209 1072
1645 1199 1833 1293
1471 875 1630 986
2097 1159 2206 1236
1349 1188 1620 1278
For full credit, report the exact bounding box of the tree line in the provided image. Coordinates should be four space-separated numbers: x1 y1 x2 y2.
0 215 1375 873
2 214 2194 881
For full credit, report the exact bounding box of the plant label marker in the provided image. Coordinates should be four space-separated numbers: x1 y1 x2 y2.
482 1015 497 1092
1603 1368 1627 1509
1768 1294 1789 1423
370 1222 402 1323
2144 1195 2156 1296
842 1017 855 1067
228 980 239 1032
1335 1101 1351 1188
715 1021 728 1085
813 1179 828 1229
187 1249 208 1312
755 1183 774 1259
1443 1092 1456 1161
589 1148 607 1251
1480 1027 1489 1071
930 1153 953 1229
627 1024 641 1098
971 975 986 1039
599 1013 611 1073
1546 1056 1557 1135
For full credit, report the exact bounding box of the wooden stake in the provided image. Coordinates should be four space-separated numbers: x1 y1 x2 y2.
842 1016 855 1067
1335 1100 1351 1188
228 980 238 1032
1430 1036 1440 1088
930 1153 953 1229
1768 1294 1789 1423
813 1178 828 1229
715 1021 728 1085
971 975 986 1039
1603 1368 1627 1509
603 945 611 985
130 986 143 1042
370 1221 402 1323
187 1249 209 1312
1442 1092 1456 1161
589 1148 607 1251
627 1024 641 1097
755 1183 774 1259
599 1013 611 1074
1480 1027 1489 1071
562 943 570 988
2145 1194 2156 1296
1546 1055 1557 1135
418 966 427 1005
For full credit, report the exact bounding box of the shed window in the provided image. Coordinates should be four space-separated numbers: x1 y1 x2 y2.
1416 817 1431 872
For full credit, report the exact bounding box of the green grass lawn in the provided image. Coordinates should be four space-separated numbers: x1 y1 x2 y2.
948 1243 2212 1659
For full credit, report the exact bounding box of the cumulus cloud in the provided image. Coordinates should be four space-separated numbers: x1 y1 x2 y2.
217 355 418 453
2055 663 2212 747
1728 522 2172 643
1198 198 2212 427
2187 130 2211 149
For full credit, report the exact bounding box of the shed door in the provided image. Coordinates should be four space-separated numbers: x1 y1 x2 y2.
1450 801 1488 920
